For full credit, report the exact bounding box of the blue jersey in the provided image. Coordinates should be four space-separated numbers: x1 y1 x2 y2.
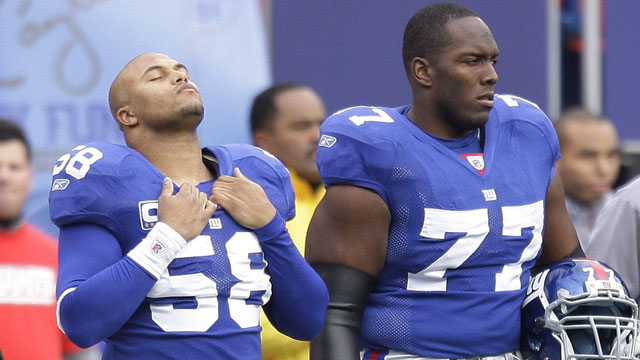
316 95 560 358
49 142 295 359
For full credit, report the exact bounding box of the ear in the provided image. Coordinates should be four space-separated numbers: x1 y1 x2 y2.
116 106 138 128
253 130 271 149
411 57 433 87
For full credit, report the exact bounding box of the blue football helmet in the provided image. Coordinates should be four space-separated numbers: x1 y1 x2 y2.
522 258 639 359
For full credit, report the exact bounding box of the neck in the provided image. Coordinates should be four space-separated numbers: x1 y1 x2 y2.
408 101 474 140
128 131 213 185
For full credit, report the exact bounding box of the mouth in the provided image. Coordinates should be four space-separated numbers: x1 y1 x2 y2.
589 184 611 193
476 92 494 108
177 84 199 95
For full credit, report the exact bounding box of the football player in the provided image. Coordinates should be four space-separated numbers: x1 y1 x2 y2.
306 2 583 359
49 53 328 359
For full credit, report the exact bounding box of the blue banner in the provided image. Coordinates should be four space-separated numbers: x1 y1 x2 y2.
0 0 271 235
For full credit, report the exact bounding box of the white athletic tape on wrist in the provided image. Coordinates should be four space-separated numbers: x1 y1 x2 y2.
127 222 187 279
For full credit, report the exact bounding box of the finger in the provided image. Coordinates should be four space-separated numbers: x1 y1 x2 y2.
179 183 194 194
210 191 230 206
161 177 174 197
212 181 233 193
199 191 209 209
214 175 235 184
234 167 246 179
206 200 217 210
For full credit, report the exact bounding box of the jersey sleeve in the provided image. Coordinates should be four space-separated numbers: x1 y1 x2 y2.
587 178 640 299
317 106 397 205
494 94 561 165
56 222 159 348
48 143 124 234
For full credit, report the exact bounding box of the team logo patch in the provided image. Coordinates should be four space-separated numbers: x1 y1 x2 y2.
461 153 485 175
138 200 159 230
319 135 337 148
482 189 497 202
151 241 167 255
51 179 70 191
209 218 222 229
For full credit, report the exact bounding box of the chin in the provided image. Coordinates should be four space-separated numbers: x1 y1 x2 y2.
471 112 490 127
181 104 204 117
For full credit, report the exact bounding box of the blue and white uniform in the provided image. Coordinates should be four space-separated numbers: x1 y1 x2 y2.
316 95 560 358
49 142 328 359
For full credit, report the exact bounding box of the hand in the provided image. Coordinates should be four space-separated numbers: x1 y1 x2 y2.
210 168 276 229
157 177 216 241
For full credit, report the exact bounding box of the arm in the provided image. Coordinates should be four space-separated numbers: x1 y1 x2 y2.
211 168 329 339
56 222 161 348
257 214 329 340
305 185 390 360
537 172 583 267
587 190 640 299
57 179 215 347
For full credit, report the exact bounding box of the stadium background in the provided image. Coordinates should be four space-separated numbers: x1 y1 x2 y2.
0 0 638 236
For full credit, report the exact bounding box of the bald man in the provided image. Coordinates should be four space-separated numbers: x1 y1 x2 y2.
554 107 620 248
49 53 327 360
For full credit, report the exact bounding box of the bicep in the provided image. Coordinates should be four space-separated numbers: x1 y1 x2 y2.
57 222 123 292
305 184 390 277
539 172 580 266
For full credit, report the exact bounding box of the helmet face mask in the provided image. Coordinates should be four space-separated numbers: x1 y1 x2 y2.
522 258 639 360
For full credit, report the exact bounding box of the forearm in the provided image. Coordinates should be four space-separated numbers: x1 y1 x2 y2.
58 257 155 347
257 214 329 340
309 262 375 360
57 222 186 347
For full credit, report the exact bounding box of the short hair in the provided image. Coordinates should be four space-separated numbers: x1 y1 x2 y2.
249 83 305 134
402 2 479 72
554 107 615 144
554 107 610 131
0 118 31 161
555 107 606 125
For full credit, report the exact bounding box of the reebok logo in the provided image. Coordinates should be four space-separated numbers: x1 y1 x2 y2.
51 179 70 191
319 135 337 148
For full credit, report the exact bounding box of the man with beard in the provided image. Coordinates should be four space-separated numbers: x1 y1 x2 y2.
49 53 328 359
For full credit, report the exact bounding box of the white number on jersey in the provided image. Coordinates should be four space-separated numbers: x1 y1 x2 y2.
148 233 271 332
52 145 104 180
408 201 544 292
496 94 540 109
334 106 395 126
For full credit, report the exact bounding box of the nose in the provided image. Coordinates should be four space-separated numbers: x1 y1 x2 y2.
482 63 499 86
0 166 9 183
172 70 188 84
311 123 321 142
595 155 618 179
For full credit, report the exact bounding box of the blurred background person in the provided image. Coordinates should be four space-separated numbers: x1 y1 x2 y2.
554 107 621 248
0 119 97 360
587 175 640 300
250 83 327 360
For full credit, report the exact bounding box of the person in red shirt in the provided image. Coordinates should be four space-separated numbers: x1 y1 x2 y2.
0 118 96 360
